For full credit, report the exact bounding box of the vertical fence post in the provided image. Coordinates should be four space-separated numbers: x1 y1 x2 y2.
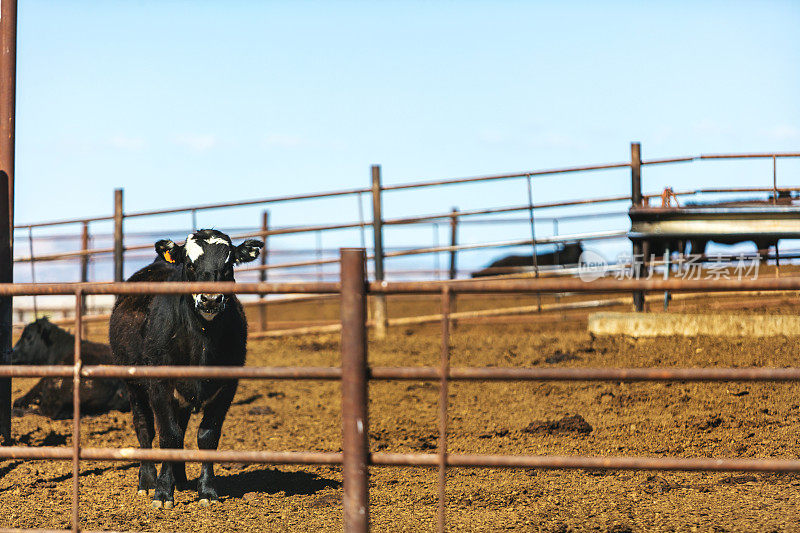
340 248 369 533
0 0 16 446
553 219 560 303
80 222 89 328
448 208 458 323
526 174 543 312
28 226 37 318
630 142 645 312
772 154 777 205
370 165 388 339
259 210 269 332
433 223 441 280
437 286 451 533
113 188 124 282
72 289 83 533
316 231 323 281
80 222 90 283
448 208 458 280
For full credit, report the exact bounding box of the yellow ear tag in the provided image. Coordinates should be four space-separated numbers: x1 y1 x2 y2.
164 250 174 263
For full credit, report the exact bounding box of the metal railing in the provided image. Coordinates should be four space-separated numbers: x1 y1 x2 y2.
14 149 800 281
10 147 800 333
5 250 800 531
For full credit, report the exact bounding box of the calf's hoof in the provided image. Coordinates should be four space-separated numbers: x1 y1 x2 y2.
151 499 174 510
198 498 217 507
137 489 149 497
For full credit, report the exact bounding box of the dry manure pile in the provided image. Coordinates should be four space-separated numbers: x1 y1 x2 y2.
2 293 800 532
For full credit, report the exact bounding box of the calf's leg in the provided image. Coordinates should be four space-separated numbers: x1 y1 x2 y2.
173 403 192 487
150 383 183 509
196 382 237 505
128 384 157 494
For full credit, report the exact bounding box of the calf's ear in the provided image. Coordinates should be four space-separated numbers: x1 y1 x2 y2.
155 239 185 264
235 239 264 264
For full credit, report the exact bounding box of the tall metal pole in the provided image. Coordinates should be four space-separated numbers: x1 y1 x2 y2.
437 286 451 533
80 222 89 283
526 174 542 312
340 248 369 532
113 188 124 282
630 142 645 312
370 165 387 339
0 0 17 445
448 208 458 321
258 210 269 332
80 222 89 336
448 208 458 280
71 290 83 533
772 155 777 205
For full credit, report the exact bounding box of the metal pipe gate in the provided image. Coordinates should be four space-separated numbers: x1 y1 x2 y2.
4 252 800 531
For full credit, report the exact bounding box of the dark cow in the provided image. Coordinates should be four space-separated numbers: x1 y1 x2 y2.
109 229 263 509
12 317 129 419
472 242 584 278
645 192 795 261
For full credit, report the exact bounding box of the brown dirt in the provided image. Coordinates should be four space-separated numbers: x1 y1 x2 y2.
3 292 800 531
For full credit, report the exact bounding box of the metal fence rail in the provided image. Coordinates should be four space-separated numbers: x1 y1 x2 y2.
13 149 800 286
4 250 800 531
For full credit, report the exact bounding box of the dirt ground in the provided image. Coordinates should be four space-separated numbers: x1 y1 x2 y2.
3 291 800 532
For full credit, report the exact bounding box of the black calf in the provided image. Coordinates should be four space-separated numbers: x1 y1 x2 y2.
12 317 128 419
109 229 262 509
472 242 584 277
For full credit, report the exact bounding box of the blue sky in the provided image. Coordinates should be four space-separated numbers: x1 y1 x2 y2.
11 0 800 279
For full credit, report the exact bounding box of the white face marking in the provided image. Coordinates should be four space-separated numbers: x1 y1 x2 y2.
204 236 230 246
185 234 204 262
185 234 231 264
186 232 231 320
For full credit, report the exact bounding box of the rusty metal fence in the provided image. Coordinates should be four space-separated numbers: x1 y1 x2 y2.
14 150 800 284
5 250 800 531
13 148 800 336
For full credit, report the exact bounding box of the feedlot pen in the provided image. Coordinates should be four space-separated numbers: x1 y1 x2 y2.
3 250 800 531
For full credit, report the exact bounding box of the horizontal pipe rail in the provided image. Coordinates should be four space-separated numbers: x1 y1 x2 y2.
369 275 800 294
372 454 800 472
0 446 342 464
239 230 625 273
4 446 800 474
0 281 340 295
700 153 800 160
6 365 800 382
13 152 800 231
369 367 800 381
380 162 632 191
0 365 342 379
16 186 800 265
382 230 626 259
4 276 800 297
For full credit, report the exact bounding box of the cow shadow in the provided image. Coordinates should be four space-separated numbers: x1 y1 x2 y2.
0 460 22 479
214 467 341 498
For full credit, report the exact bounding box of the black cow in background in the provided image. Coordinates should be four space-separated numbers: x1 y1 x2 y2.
472 242 584 277
11 317 129 419
109 229 263 509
